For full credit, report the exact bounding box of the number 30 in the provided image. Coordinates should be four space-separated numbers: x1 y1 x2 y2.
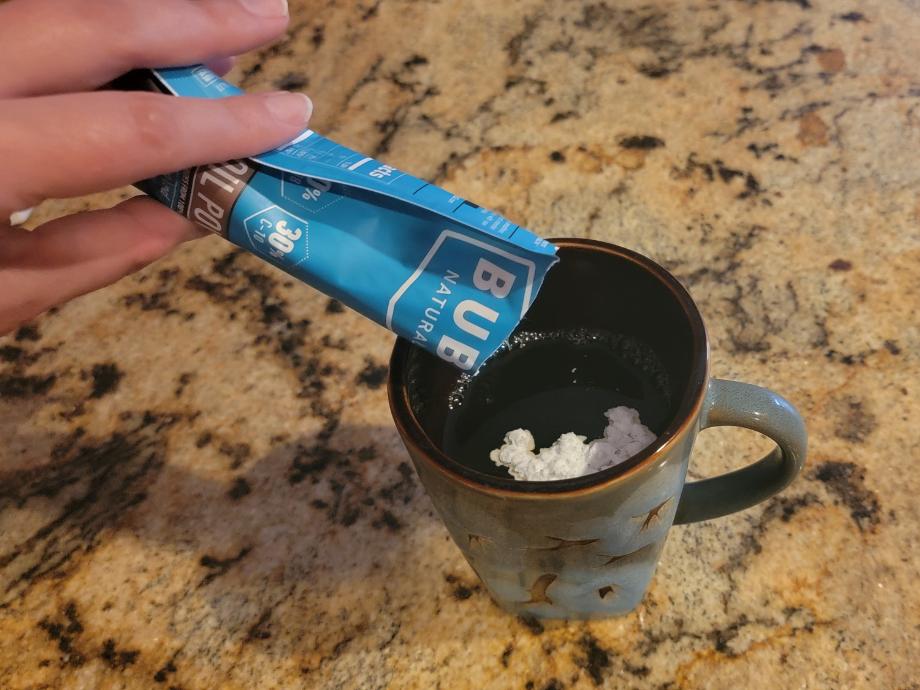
268 220 302 254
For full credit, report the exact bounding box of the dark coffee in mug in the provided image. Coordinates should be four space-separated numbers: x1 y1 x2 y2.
441 328 672 478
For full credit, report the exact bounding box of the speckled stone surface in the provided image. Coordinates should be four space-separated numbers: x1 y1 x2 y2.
2 1 919 688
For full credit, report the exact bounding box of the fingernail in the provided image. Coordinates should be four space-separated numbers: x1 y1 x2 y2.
9 208 34 226
263 91 313 127
239 0 288 18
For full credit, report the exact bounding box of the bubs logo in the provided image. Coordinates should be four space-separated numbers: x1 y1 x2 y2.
386 231 536 371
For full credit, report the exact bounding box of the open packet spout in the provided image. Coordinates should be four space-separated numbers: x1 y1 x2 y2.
115 66 558 371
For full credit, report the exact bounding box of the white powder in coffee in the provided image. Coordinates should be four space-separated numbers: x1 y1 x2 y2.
489 406 656 481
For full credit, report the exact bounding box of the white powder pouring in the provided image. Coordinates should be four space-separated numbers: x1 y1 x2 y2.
489 406 657 481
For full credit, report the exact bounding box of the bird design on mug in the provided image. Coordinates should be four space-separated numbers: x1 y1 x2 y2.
597 541 658 567
597 584 619 600
525 573 557 604
535 536 600 551
633 496 674 531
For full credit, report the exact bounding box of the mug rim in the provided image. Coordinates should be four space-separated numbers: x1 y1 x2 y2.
387 238 710 498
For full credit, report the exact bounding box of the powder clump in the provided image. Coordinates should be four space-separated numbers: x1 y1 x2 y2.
489 406 657 481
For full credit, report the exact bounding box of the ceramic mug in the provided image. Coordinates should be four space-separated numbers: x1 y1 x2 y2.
387 239 807 619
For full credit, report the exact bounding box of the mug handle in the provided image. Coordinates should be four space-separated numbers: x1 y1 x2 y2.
673 379 807 524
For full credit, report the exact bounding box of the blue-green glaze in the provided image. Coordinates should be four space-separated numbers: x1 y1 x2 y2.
389 240 807 619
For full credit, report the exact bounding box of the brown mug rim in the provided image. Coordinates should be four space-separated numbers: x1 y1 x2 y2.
387 238 710 498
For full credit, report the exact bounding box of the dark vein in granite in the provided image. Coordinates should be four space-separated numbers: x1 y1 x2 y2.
576 633 611 685
717 492 822 588
0 413 180 605
124 268 195 321
372 61 441 157
86 363 123 399
180 249 414 534
245 608 274 642
100 638 140 670
811 461 881 531
199 546 253 587
37 601 86 668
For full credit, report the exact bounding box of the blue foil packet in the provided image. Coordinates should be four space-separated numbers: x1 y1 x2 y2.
125 66 558 371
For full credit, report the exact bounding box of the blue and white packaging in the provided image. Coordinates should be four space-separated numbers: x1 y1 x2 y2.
125 66 558 371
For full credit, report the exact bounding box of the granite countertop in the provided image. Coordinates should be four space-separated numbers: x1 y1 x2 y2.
2 1 918 688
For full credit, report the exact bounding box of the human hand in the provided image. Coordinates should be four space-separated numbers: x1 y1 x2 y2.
0 0 312 334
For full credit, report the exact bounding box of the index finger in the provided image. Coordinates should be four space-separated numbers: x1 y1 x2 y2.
0 90 312 215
